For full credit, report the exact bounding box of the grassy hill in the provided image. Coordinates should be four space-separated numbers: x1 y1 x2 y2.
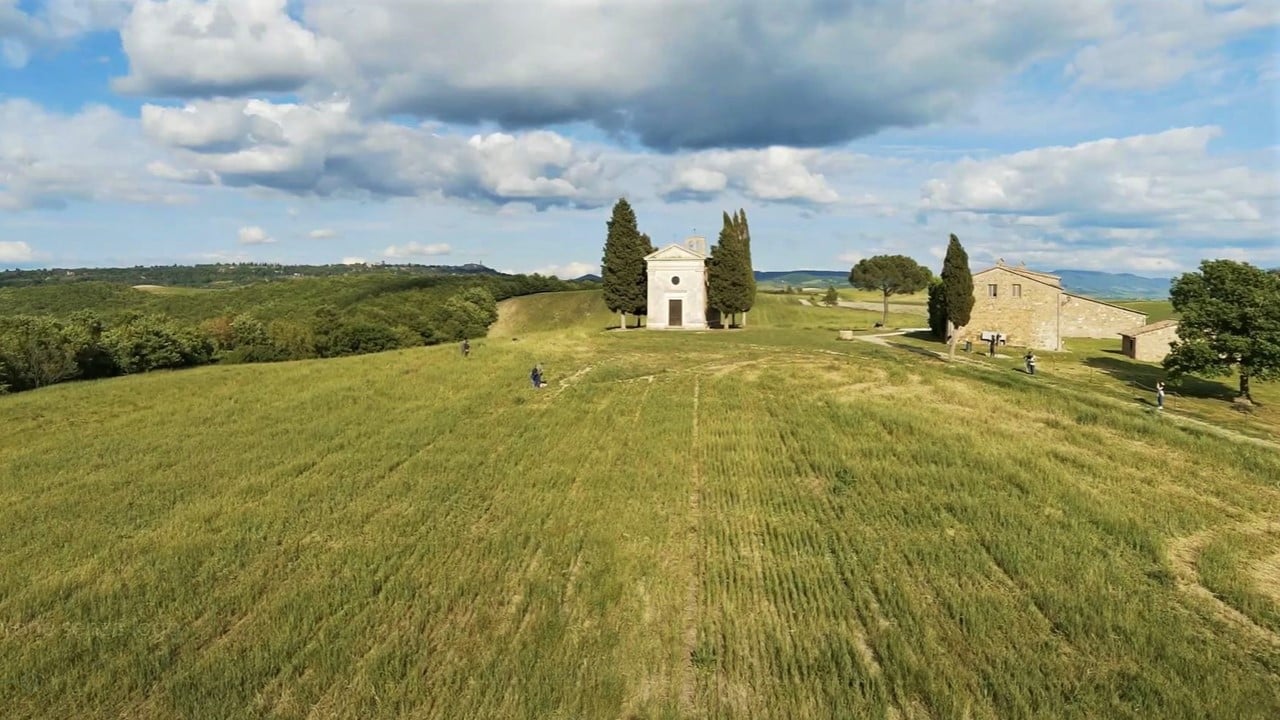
0 273 578 326
1 291 1277 719
1118 300 1179 322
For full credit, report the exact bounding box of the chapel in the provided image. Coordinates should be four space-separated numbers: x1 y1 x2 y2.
643 236 710 329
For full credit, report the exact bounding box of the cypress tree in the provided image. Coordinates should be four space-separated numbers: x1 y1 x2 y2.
634 232 655 327
707 211 739 326
926 278 947 339
735 209 756 325
940 233 975 359
601 198 649 329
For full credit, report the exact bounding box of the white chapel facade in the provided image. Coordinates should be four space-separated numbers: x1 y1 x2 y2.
644 236 709 329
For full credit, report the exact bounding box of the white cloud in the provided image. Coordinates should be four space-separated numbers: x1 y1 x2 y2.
340 256 366 265
91 0 1124 149
114 0 344 95
384 242 450 258
0 240 35 262
1065 0 1278 90
0 0 132 68
530 261 597 279
920 127 1278 242
237 225 274 245
143 98 623 208
664 147 839 205
145 161 216 184
0 99 189 210
837 252 863 265
308 228 337 239
195 250 252 263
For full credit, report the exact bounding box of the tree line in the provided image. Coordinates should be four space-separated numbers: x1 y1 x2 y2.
0 262 500 289
599 198 755 327
0 271 585 395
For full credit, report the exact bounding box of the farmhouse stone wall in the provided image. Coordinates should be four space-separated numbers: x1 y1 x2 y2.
961 265 1147 350
1057 296 1146 339
1126 322 1180 363
963 267 1059 349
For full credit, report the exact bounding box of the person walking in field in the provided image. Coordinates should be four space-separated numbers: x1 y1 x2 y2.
461 338 470 357
1024 351 1037 375
988 336 997 357
1156 380 1166 411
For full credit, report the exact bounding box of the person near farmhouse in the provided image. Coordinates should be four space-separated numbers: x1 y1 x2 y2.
1156 380 1166 411
1024 351 1037 375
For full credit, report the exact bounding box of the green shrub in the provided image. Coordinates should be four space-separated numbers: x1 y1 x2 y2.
0 315 82 391
267 320 317 360
104 315 214 374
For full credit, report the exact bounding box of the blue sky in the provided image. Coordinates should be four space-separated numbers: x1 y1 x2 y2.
0 1 1276 278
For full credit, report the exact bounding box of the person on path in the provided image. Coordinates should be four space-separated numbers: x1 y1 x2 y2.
461 339 470 358
1156 380 1166 411
989 336 997 357
1024 351 1037 375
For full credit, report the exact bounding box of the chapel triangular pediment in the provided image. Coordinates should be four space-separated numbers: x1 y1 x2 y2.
645 243 706 261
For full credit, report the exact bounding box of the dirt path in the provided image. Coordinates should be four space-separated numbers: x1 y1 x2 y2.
860 335 1280 452
680 378 704 715
852 328 932 347
1154 408 1280 452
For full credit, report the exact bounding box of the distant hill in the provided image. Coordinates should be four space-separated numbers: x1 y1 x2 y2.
754 270 847 287
0 262 504 289
751 267 1169 299
1051 269 1170 300
572 274 602 283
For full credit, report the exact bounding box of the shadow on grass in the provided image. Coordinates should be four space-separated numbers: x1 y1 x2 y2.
885 341 945 362
1083 356 1237 402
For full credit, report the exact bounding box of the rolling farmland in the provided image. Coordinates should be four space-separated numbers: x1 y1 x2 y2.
1 291 1277 719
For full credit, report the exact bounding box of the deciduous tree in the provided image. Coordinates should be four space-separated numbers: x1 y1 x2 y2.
848 255 931 326
1163 259 1280 402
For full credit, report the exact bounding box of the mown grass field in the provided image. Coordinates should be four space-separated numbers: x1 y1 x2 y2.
2 290 1277 719
1118 300 1179 322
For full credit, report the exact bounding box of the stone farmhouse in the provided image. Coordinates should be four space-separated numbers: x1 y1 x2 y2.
962 260 1147 351
1121 319 1180 363
644 236 711 330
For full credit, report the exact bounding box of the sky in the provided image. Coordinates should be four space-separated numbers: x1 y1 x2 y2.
0 0 1277 278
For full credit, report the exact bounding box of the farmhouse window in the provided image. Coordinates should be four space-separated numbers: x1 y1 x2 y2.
671 275 681 285
1012 284 1022 298
988 284 998 297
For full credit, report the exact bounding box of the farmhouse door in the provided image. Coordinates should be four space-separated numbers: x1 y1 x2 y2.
668 298 683 327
